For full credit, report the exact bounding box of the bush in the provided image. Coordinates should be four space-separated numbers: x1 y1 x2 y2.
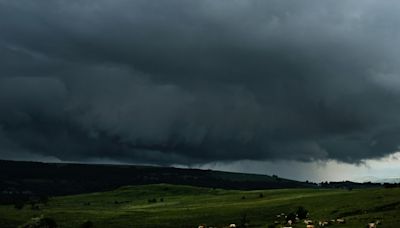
19 216 57 228
286 212 296 222
30 202 40 210
80 220 94 228
14 201 25 210
296 206 308 219
40 218 57 228
272 175 279 180
39 195 49 205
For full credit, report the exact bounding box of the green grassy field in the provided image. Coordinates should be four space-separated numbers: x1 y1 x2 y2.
1 184 399 227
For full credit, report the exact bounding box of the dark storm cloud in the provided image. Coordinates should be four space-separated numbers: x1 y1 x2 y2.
1 0 400 164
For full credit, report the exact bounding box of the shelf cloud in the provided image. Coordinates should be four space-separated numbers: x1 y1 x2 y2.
1 0 400 166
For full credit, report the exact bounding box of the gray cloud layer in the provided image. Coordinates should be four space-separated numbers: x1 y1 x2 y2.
1 0 400 165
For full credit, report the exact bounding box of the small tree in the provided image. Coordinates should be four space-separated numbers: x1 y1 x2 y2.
296 206 308 219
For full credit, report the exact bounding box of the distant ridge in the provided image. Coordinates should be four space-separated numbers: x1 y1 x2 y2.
0 159 315 197
352 176 400 184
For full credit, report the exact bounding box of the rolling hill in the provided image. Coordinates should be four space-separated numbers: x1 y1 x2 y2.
0 159 315 198
0 184 399 227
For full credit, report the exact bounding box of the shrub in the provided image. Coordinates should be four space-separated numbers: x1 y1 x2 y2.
286 212 296 222
30 203 40 210
14 201 25 210
39 195 49 205
296 206 308 219
19 216 57 228
80 220 94 228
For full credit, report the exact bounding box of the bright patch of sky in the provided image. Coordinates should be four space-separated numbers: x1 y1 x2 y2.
193 152 400 182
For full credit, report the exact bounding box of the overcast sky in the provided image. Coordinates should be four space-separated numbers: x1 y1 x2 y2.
1 0 400 181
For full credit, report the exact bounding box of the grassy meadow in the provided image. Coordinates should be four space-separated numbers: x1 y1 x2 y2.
1 184 399 227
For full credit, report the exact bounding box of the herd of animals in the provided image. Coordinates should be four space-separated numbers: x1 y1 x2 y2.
197 213 382 228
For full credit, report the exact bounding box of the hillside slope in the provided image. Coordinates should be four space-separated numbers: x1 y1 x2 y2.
0 160 314 197
0 184 399 227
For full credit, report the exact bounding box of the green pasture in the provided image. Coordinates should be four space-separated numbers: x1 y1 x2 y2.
1 184 399 227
